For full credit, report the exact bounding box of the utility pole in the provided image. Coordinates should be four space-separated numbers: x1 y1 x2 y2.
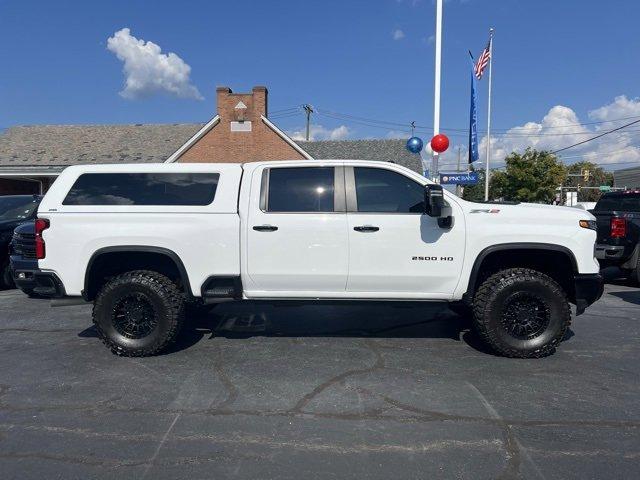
303 104 314 141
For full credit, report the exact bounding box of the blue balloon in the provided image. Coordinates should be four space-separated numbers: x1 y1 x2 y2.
406 136 423 154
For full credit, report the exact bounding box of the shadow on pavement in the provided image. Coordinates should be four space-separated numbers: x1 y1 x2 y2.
608 290 640 305
79 301 486 354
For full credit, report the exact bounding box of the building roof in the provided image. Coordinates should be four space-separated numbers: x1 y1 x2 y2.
0 124 423 173
0 124 204 167
298 139 423 173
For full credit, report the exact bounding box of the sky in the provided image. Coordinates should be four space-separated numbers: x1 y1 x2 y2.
1 0 639 170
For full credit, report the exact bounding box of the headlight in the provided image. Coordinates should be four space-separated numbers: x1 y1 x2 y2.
579 220 597 231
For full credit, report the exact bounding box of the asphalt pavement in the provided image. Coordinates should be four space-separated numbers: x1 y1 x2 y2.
0 273 638 479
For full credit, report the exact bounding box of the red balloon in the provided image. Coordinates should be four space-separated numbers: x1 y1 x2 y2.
430 134 450 153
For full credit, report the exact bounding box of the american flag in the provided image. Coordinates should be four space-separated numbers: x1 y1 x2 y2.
474 39 491 80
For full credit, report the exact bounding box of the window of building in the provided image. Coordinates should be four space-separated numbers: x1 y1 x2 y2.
63 173 220 206
354 167 425 213
267 167 335 212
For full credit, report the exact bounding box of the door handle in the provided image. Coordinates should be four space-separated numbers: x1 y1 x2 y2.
253 225 278 232
353 225 379 232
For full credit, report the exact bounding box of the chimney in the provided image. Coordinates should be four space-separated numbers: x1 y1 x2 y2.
215 86 268 123
252 86 268 117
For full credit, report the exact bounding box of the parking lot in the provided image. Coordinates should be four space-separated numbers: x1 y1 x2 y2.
0 272 638 479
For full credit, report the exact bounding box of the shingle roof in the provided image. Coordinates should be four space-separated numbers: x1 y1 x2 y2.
0 124 203 167
298 139 423 173
0 124 424 173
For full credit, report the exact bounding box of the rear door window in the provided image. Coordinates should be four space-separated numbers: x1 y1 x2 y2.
266 167 335 212
63 173 220 206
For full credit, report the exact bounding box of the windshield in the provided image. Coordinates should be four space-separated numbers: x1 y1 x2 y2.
0 196 39 221
594 194 640 212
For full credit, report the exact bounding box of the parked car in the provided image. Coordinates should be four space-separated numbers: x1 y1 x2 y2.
592 190 640 282
34 161 602 358
9 222 41 296
571 202 597 211
0 195 42 288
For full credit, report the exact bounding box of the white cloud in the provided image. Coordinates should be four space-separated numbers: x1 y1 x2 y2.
107 28 203 100
386 130 410 139
477 96 640 168
392 29 405 41
288 124 351 141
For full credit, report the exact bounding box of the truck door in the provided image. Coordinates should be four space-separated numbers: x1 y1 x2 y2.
245 165 349 295
345 166 465 298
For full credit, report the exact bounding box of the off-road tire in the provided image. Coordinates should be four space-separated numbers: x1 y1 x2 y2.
1 262 15 289
472 268 571 358
93 270 185 357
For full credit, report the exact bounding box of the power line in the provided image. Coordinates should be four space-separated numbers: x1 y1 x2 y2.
557 145 640 160
552 118 640 154
314 107 640 135
269 106 302 115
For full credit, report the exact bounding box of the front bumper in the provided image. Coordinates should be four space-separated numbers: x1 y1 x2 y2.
574 273 604 315
10 255 39 292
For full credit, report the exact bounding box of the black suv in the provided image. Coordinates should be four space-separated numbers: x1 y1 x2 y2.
10 222 39 295
592 191 640 282
0 195 42 288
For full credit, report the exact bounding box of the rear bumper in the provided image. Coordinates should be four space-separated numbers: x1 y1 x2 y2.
32 270 67 298
595 244 625 261
574 273 604 315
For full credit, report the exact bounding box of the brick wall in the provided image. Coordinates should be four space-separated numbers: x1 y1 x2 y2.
178 86 307 163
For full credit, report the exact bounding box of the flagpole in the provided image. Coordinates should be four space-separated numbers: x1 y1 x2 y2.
432 0 443 182
483 28 494 201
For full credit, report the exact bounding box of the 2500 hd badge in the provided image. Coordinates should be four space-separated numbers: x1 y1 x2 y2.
412 256 454 261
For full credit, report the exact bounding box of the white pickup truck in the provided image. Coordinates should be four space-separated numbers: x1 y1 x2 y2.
33 160 603 358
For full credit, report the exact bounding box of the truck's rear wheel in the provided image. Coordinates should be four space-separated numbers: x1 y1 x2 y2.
472 268 571 358
93 270 184 357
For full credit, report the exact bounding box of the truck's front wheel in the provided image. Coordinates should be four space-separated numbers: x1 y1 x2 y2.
93 270 185 357
472 268 571 358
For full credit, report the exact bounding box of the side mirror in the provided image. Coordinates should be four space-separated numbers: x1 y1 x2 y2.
425 184 445 217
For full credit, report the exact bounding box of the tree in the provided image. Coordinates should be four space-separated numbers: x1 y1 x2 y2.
489 148 566 203
461 167 486 202
564 161 614 202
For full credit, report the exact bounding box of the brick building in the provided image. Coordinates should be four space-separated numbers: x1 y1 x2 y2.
0 86 421 194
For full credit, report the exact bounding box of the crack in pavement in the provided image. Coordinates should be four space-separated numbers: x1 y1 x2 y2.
290 338 385 413
210 344 239 412
467 382 546 480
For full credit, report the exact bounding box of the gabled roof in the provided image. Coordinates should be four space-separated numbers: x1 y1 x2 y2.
0 124 203 167
298 139 423 173
0 124 424 174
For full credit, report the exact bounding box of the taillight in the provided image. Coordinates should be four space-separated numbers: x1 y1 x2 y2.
610 217 627 238
35 218 49 259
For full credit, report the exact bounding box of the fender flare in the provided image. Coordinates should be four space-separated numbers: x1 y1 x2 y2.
83 246 192 300
464 242 579 297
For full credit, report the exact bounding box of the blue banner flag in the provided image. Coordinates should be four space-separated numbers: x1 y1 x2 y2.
440 172 479 186
468 53 479 164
